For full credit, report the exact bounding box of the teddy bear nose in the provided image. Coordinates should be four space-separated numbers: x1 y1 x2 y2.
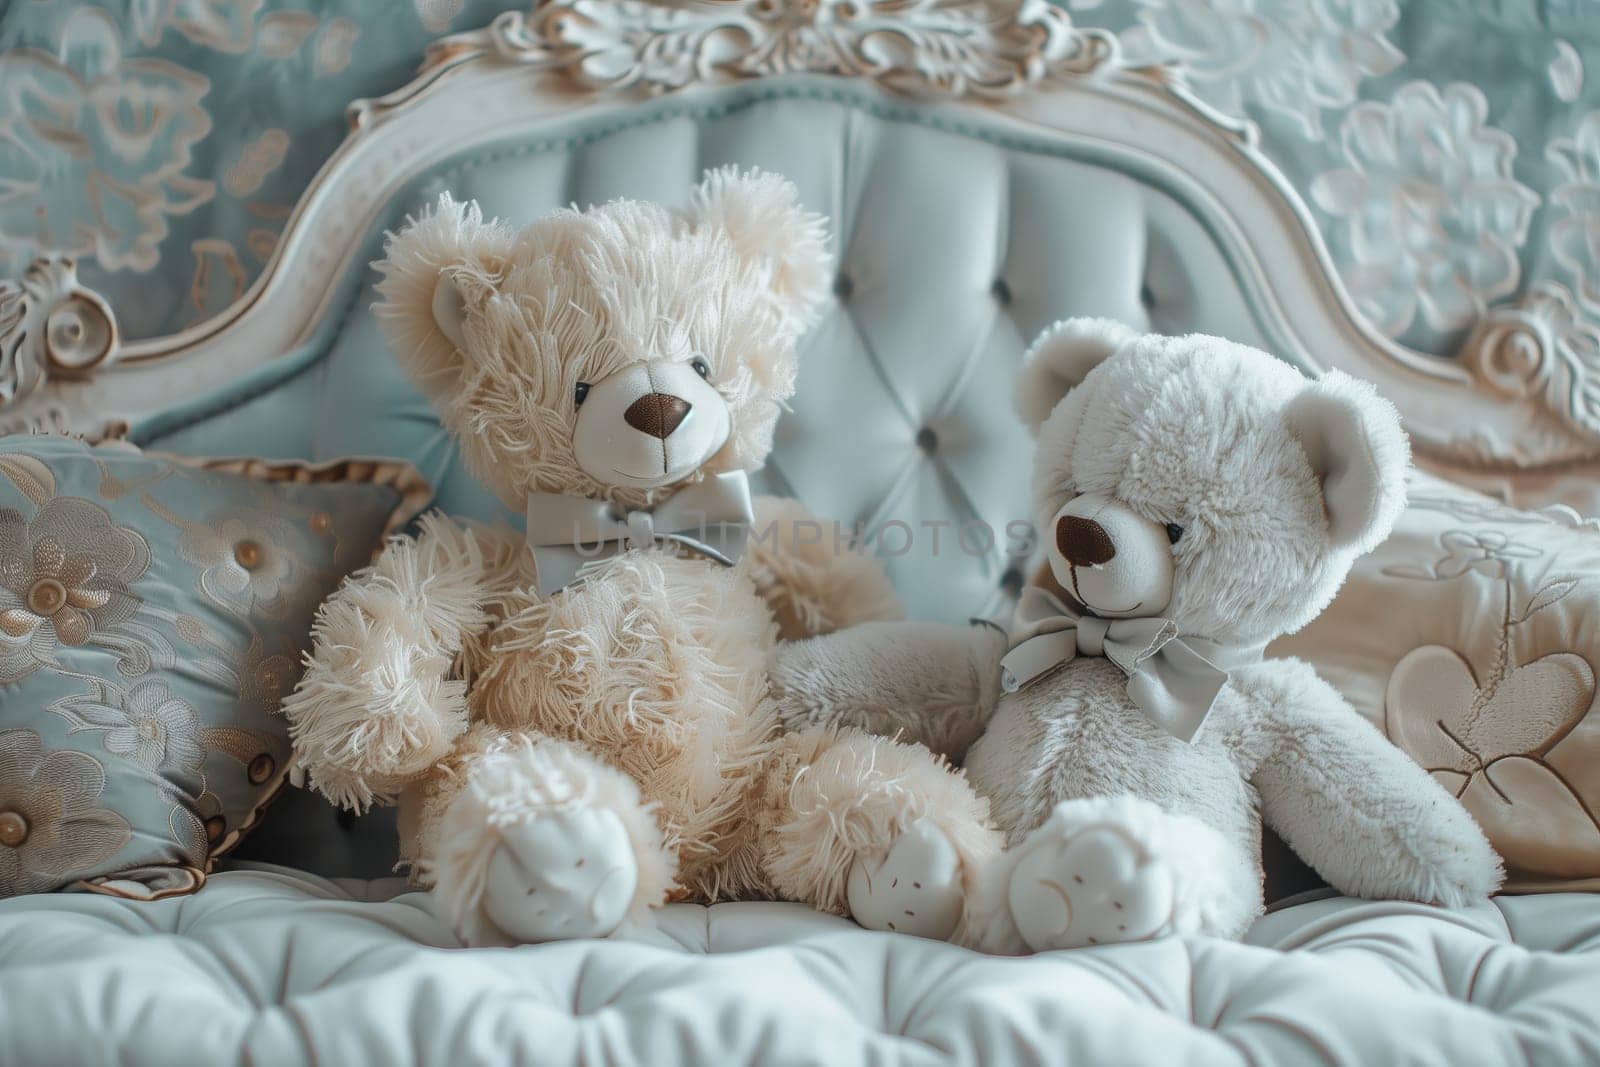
624 393 692 439
1056 515 1116 567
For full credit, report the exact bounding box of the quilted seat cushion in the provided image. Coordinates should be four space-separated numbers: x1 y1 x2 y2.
1 864 1596 1066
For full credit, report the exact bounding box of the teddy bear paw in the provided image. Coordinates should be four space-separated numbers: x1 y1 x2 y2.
478 806 640 943
846 818 966 940
1005 817 1176 952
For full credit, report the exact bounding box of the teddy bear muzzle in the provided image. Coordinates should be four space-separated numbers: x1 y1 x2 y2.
573 360 733 490
1046 493 1174 619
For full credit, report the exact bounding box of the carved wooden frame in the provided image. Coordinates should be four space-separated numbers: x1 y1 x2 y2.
2 0 1595 512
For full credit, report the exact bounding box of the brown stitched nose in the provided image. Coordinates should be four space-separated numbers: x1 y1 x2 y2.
1056 515 1116 567
623 393 691 439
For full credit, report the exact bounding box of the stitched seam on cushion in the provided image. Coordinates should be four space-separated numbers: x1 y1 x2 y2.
138 81 1272 445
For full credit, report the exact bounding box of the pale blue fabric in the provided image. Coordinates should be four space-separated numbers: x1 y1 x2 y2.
0 436 412 898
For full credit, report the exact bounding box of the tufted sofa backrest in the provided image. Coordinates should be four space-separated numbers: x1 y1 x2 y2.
138 85 1281 875
142 85 1277 622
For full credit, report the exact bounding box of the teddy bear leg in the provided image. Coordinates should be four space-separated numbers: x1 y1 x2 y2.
961 795 1262 954
761 727 1003 940
421 728 677 947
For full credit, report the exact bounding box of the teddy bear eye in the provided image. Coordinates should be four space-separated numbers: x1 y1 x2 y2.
1165 523 1185 545
691 357 711 379
574 382 591 409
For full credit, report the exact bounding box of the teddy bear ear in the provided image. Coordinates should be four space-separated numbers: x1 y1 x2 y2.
1284 370 1411 553
372 193 515 389
1014 318 1138 433
689 166 832 326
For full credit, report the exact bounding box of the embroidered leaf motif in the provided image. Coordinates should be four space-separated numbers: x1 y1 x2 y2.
1381 563 1441 581
201 725 276 765
0 455 55 508
1513 577 1581 625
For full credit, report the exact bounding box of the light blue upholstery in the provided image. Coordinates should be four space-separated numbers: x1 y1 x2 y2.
135 82 1278 877
138 84 1273 616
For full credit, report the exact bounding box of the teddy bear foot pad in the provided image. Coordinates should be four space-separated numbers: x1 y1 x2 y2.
846 819 967 940
1006 811 1179 952
478 807 641 943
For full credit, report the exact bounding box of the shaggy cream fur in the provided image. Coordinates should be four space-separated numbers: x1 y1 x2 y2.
369 170 829 514
283 171 1000 946
774 320 1503 952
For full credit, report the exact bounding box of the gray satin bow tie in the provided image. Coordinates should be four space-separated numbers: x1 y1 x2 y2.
999 586 1256 743
525 470 753 596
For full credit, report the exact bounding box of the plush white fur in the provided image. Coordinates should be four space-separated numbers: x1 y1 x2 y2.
774 320 1503 952
284 171 999 946
775 620 1008 761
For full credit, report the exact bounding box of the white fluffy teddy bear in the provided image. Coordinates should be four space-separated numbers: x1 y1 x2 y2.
283 170 1003 946
774 318 1504 952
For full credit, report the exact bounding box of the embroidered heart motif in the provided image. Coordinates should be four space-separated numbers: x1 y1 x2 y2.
1387 645 1599 879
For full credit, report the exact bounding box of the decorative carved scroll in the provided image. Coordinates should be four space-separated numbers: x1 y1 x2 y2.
479 0 1115 98
0 258 119 409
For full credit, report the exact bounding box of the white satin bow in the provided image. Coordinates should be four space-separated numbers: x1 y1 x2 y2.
999 586 1257 743
525 471 753 596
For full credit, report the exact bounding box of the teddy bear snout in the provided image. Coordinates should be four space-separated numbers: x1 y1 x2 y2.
624 393 692 439
1056 515 1117 568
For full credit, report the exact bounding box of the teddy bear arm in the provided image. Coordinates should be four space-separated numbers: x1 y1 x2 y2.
770 620 1007 761
745 496 903 641
284 513 515 812
1231 659 1504 908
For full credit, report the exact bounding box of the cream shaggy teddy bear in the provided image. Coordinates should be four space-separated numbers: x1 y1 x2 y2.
773 319 1503 953
282 170 1002 946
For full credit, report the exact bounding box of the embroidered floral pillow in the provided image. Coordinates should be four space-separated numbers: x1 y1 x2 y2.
0 436 428 900
1272 470 1600 891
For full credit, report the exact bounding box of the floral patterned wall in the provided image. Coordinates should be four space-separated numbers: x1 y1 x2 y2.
1066 0 1600 358
1 0 1596 356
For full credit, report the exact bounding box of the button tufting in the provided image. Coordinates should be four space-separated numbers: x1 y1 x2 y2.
248 753 276 785
991 277 1012 305
915 427 938 453
1140 283 1156 310
1000 567 1024 595
832 273 854 300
